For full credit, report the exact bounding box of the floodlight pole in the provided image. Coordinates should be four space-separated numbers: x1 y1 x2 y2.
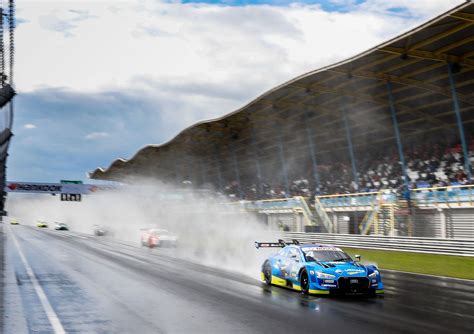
251 127 263 196
304 110 321 193
448 63 472 181
274 120 290 197
387 81 410 193
214 145 224 193
341 106 359 190
230 144 243 199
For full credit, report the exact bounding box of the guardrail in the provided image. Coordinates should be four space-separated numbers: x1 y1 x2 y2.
412 184 474 207
284 232 474 256
359 201 380 235
237 197 333 232
238 197 320 227
313 197 333 233
316 191 396 208
240 197 305 213
315 185 474 209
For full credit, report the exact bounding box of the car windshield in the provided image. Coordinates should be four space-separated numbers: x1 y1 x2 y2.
303 249 352 262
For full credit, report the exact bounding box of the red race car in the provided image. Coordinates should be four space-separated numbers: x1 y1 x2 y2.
140 228 178 248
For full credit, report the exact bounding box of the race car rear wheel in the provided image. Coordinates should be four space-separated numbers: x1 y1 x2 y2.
262 260 272 285
300 269 309 294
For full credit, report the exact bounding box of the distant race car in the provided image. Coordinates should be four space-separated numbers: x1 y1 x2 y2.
10 219 19 225
93 225 107 236
36 221 48 228
256 239 384 296
140 228 178 248
54 222 69 231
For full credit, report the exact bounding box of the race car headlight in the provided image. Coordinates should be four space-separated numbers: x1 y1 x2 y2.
368 270 379 278
316 272 336 279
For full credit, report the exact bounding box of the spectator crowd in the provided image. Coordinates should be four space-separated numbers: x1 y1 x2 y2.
218 139 474 201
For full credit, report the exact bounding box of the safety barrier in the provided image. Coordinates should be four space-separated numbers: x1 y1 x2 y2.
412 184 474 207
317 191 396 208
241 197 305 213
315 185 474 210
359 202 380 235
313 197 334 233
284 232 474 256
240 197 317 225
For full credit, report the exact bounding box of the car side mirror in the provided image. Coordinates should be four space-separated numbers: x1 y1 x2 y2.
355 255 361 262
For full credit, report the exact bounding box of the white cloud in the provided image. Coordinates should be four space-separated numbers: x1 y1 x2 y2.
84 132 109 140
38 9 97 37
10 0 467 179
23 123 37 129
15 0 465 93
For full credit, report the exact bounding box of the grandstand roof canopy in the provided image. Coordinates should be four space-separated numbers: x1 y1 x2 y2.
90 1 474 183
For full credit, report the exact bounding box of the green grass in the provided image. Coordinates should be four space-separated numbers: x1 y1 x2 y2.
342 248 474 280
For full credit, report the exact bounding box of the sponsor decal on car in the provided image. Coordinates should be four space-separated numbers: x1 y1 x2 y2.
344 269 365 275
301 247 343 252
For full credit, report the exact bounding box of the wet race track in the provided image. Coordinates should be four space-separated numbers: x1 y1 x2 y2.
2 225 474 333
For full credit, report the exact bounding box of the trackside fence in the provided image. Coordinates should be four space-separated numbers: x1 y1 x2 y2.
284 232 474 257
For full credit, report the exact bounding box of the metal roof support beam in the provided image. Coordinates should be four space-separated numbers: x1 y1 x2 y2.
387 81 410 195
341 106 359 190
230 144 243 199
448 63 472 181
331 69 474 105
450 12 474 22
274 121 290 197
304 111 321 193
381 47 474 68
251 127 263 196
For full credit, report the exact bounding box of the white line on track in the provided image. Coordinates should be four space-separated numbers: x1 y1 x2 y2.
382 268 474 283
8 225 66 334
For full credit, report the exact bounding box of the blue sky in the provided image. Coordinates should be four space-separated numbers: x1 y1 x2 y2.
7 0 464 183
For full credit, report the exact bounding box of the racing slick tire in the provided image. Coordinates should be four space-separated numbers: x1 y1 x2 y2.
300 269 310 295
262 260 272 285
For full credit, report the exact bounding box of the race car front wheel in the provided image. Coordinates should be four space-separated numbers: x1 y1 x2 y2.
300 269 309 294
262 260 272 285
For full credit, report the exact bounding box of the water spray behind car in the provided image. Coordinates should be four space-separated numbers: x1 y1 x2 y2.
6 179 277 277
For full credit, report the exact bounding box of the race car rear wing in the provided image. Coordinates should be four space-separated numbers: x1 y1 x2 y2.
254 239 300 249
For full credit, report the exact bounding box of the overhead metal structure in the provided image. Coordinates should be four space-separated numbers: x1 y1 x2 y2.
90 1 474 193
0 0 15 215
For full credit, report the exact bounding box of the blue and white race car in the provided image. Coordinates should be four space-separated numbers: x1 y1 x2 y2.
256 239 384 296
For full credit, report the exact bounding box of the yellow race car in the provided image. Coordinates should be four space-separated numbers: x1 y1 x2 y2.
36 221 48 228
10 219 19 225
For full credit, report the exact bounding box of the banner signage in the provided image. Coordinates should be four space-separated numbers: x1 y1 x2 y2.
5 182 88 194
5 182 120 195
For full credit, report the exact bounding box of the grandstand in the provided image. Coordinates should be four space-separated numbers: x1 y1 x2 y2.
90 1 474 239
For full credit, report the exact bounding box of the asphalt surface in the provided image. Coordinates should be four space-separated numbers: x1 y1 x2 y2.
2 225 474 334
